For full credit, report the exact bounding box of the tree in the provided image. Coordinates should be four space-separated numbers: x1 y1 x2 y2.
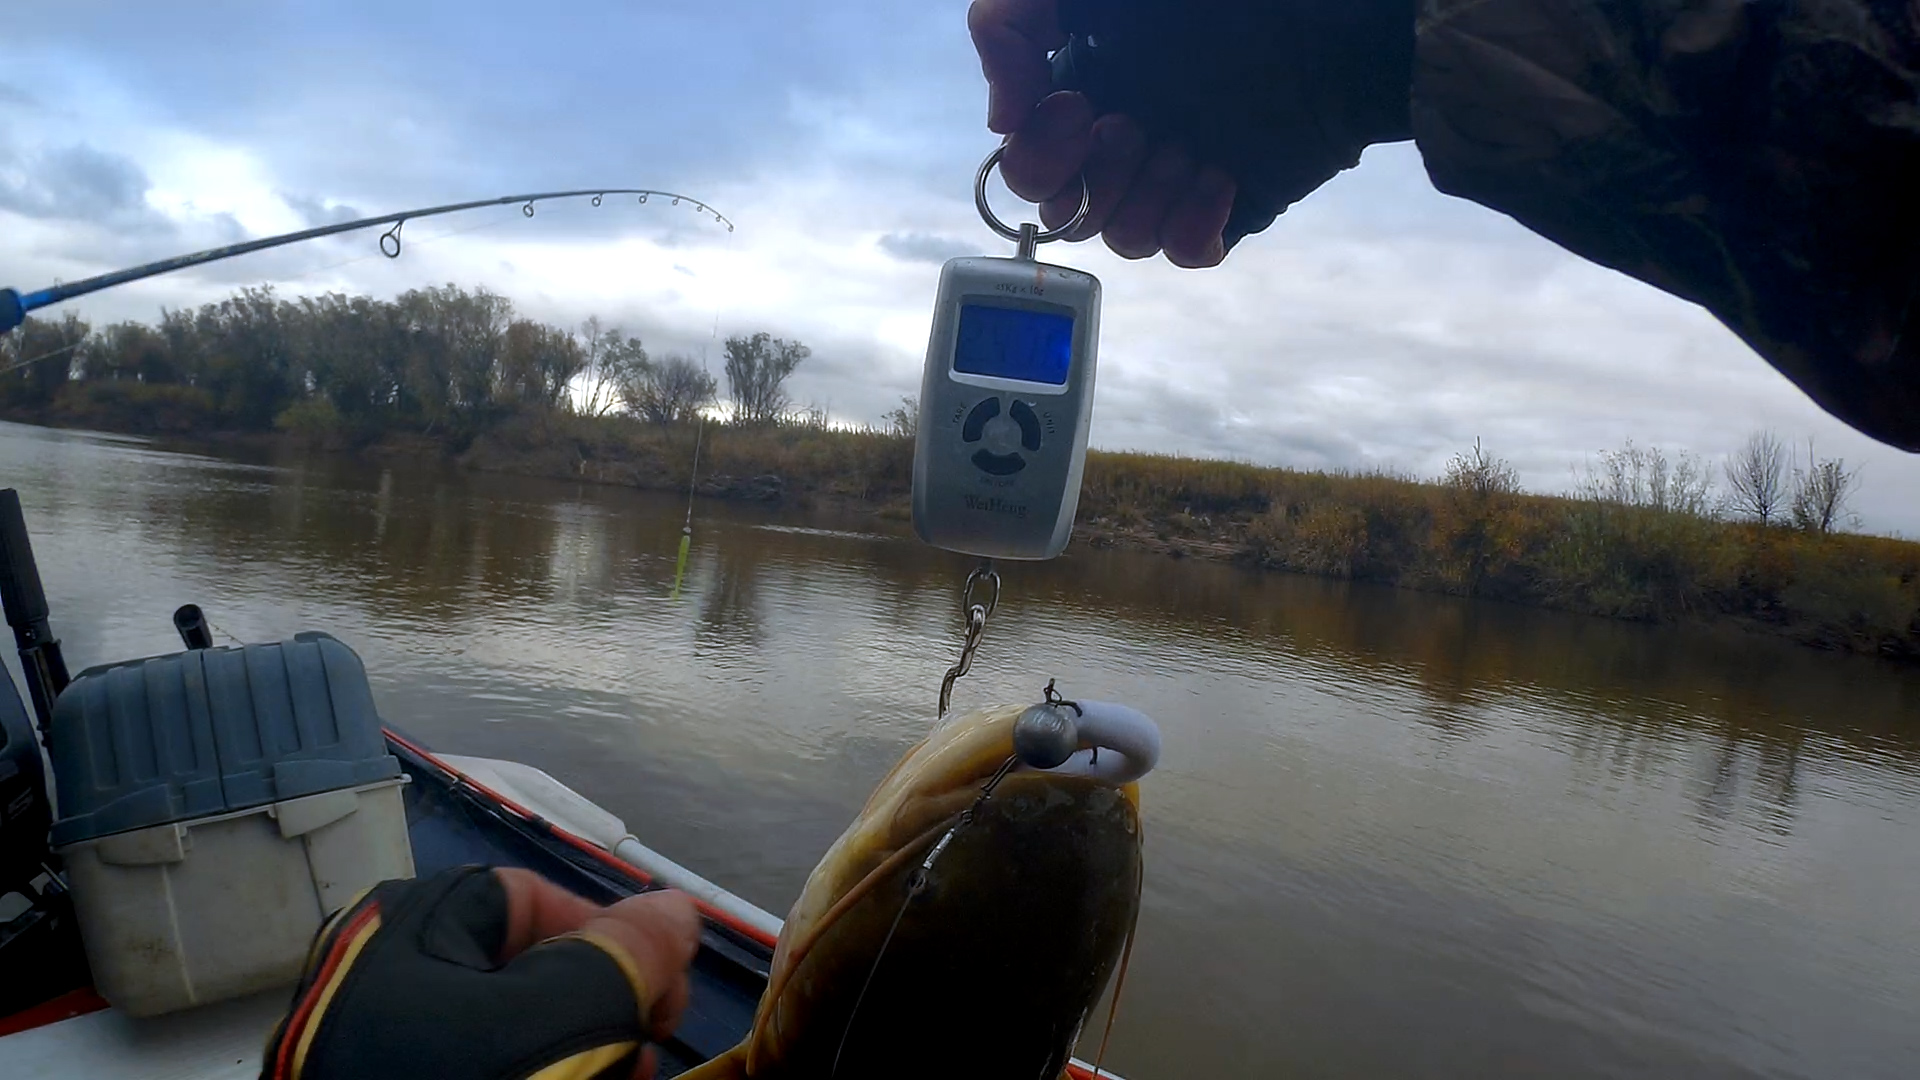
883 395 917 440
1577 439 1714 516
4 286 815 437
499 319 585 408
622 353 716 424
1789 440 1859 534
84 322 173 383
391 284 514 425
0 312 89 408
195 285 300 429
1435 438 1523 593
591 332 649 415
157 307 206 386
1724 430 1788 525
575 318 631 417
1443 437 1519 498
723 332 808 424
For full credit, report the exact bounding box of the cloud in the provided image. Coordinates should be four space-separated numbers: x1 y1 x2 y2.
875 232 973 265
280 193 364 228
4 5 1920 536
0 142 172 232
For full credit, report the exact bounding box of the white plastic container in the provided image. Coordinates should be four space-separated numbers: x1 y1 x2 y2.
57 777 413 1018
48 632 416 1017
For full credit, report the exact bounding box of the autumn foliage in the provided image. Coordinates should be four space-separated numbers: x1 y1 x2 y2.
7 288 1918 662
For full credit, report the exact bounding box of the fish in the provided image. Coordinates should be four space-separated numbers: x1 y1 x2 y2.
681 698 1161 1080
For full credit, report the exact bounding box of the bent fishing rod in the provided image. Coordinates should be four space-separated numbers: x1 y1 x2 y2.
0 188 734 337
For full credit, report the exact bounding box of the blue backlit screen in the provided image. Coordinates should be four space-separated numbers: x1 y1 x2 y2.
953 304 1073 385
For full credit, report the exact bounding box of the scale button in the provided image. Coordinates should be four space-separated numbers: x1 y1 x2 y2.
1008 400 1042 451
982 415 1022 455
972 449 1027 476
962 398 1000 442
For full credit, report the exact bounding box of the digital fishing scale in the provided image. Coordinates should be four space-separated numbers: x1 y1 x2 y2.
913 147 1099 563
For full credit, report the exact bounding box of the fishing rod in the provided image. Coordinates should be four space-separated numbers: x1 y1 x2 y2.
0 188 735 336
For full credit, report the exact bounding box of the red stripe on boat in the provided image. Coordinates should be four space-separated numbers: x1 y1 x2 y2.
0 987 110 1038
383 727 779 949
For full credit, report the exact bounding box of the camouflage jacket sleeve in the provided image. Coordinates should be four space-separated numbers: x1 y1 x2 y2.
1410 0 1920 449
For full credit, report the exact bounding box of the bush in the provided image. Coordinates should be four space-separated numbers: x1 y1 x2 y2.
1249 503 1371 576
1537 500 1726 619
275 397 348 440
49 380 218 434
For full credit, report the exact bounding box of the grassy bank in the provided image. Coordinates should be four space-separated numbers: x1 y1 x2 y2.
7 285 1918 665
23 394 1903 665
488 413 1920 662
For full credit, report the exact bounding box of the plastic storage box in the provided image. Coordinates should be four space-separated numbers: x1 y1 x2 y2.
49 631 414 1017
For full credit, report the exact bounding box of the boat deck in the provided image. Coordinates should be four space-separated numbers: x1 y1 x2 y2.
5 989 284 1080
3 732 1123 1080
3 733 770 1079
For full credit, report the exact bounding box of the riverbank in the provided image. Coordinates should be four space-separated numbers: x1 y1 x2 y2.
9 399 1918 665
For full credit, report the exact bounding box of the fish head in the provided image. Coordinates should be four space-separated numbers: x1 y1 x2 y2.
730 700 1158 1080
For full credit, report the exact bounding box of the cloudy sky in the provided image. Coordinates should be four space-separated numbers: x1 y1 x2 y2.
6 2 1919 533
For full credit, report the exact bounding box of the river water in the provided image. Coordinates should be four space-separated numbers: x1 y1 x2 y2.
4 419 1919 1079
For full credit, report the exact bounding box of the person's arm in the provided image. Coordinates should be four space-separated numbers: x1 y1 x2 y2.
1413 0 1920 451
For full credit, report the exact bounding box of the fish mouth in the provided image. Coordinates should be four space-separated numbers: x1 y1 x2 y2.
860 699 1162 822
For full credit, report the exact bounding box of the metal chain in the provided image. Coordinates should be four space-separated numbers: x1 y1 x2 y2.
937 561 999 718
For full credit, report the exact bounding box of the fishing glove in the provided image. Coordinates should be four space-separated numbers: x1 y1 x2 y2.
261 866 667 1080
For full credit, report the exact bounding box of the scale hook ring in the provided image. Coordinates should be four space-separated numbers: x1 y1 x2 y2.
974 145 1089 245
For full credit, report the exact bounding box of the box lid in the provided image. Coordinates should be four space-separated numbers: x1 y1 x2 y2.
49 632 400 846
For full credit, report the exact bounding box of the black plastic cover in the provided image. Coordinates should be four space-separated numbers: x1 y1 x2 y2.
48 631 400 847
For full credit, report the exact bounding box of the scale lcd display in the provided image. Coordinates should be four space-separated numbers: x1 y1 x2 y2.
952 303 1073 385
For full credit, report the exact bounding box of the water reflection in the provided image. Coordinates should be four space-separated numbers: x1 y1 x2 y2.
6 420 1920 1080
697 536 765 652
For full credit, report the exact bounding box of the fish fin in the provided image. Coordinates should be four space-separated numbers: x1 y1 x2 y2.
676 1045 751 1080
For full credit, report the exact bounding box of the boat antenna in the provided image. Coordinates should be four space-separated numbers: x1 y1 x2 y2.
0 188 734 336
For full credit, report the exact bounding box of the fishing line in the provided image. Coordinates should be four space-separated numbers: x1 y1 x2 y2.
273 211 525 285
670 414 705 600
829 755 1019 1078
0 338 83 379
667 205 738 600
829 869 915 1079
204 616 246 647
1088 915 1139 1077
685 415 706 532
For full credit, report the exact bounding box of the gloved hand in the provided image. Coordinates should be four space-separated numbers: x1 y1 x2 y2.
261 866 702 1080
969 0 1415 267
